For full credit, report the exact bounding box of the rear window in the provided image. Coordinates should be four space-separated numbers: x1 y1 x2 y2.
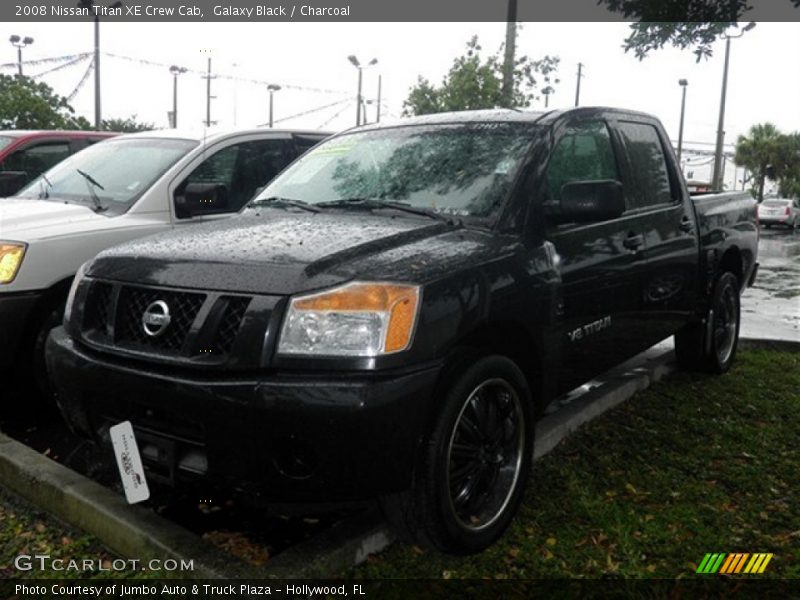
763 201 789 208
617 121 675 208
0 136 15 153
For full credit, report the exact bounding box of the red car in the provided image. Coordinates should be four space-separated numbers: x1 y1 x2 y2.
0 130 118 197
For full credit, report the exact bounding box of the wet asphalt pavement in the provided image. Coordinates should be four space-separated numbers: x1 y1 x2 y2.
0 227 797 564
741 227 800 341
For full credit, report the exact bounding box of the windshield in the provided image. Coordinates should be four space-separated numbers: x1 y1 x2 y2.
17 137 198 212
251 123 538 219
0 136 15 154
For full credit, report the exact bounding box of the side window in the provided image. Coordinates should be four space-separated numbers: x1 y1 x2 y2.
177 139 288 216
617 121 674 208
3 142 71 179
544 121 618 201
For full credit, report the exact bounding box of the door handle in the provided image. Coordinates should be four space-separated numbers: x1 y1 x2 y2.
623 233 644 251
679 215 693 233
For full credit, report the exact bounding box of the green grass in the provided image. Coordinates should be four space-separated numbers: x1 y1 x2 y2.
352 349 800 580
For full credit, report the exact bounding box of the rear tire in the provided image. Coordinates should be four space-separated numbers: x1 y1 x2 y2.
380 355 533 554
674 272 740 374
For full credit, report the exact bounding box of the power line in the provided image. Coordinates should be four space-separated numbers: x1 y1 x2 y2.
67 56 95 102
319 100 354 128
102 51 349 95
31 54 91 79
269 97 352 126
0 53 91 70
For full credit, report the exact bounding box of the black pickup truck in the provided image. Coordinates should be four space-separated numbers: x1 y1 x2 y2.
47 107 758 554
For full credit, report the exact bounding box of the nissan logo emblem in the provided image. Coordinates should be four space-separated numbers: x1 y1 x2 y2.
141 300 172 337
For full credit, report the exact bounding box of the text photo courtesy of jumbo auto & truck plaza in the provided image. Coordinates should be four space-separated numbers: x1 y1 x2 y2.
0 0 799 597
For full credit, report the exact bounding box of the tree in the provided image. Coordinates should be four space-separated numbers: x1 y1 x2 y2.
734 123 784 202
101 115 154 133
774 133 800 199
403 36 559 116
598 0 800 60
0 74 91 130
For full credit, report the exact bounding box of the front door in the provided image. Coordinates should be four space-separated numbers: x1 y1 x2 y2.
542 118 648 393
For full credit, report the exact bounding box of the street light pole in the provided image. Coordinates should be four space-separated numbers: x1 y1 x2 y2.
78 1 123 130
267 84 281 128
712 22 755 191
8 35 34 76
356 66 363 126
348 55 377 126
574 62 584 107
169 65 186 128
677 79 688 164
376 74 382 123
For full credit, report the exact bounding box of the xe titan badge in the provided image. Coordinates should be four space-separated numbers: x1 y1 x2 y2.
141 300 172 337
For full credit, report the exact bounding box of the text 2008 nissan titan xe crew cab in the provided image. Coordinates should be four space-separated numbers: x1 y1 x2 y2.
47 108 758 554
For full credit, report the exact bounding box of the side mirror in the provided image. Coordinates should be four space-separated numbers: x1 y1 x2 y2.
548 180 625 224
174 182 229 218
0 171 30 197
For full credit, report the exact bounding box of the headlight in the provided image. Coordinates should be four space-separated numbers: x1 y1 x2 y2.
63 260 92 325
0 242 26 284
278 282 421 357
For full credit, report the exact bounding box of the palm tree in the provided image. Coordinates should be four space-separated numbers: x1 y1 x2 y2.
734 123 782 202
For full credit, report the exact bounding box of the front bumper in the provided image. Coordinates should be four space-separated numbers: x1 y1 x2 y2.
0 291 41 366
46 328 441 503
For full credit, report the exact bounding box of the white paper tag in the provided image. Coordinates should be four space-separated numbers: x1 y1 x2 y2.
109 421 150 504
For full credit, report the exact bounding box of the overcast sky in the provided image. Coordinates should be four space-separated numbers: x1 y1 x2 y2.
3 21 797 185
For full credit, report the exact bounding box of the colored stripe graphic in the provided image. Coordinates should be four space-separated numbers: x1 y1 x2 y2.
697 553 774 574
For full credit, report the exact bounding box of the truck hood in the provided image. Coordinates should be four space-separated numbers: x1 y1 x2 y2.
0 198 103 239
89 212 507 295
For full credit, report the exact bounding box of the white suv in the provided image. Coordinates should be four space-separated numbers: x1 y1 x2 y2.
0 127 328 391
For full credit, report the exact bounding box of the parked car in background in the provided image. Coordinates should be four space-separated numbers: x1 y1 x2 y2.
0 127 329 393
758 198 799 230
48 108 758 555
0 130 117 197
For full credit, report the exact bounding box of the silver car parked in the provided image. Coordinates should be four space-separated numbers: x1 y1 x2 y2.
758 198 799 230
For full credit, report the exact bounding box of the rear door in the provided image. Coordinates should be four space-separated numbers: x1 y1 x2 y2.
543 116 649 392
613 117 700 344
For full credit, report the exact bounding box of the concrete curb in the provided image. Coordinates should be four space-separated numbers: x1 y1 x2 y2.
0 432 254 579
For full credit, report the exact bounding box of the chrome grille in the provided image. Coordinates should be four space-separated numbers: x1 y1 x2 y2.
115 286 205 353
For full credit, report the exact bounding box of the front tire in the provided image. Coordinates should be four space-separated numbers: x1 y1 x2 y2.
381 355 533 554
674 272 741 374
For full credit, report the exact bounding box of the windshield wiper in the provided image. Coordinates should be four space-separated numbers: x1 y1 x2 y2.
317 198 459 224
75 169 107 212
251 196 321 213
37 173 53 199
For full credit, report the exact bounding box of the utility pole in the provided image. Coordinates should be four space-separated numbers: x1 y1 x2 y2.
574 62 584 107
712 38 731 191
677 79 688 163
500 0 517 107
376 74 382 123
712 22 755 191
203 57 215 127
94 16 101 129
